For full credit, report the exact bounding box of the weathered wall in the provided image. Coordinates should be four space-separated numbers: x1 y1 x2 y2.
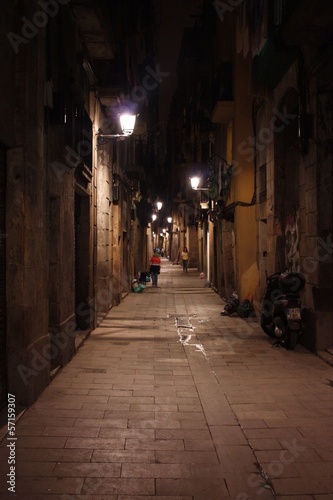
221 220 236 299
96 146 113 323
0 4 15 148
4 0 96 405
6 1 49 404
0 2 16 406
309 81 332 351
233 50 259 301
258 55 333 352
187 226 198 269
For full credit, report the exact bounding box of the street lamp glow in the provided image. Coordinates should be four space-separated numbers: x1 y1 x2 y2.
190 176 210 191
96 112 137 139
190 176 200 189
119 113 136 136
152 214 157 221
167 217 172 223
157 201 163 210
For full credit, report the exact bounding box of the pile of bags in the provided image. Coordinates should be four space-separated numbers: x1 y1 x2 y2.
220 291 239 316
220 291 254 318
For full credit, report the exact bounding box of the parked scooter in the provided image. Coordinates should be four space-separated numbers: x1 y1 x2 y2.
260 271 306 349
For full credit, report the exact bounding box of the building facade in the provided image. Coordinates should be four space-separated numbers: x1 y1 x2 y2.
0 0 332 410
0 0 158 408
168 0 332 353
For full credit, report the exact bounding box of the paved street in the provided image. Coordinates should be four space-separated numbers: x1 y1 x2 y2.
1 259 333 499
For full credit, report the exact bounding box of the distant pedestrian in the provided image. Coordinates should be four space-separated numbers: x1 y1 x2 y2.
181 247 189 272
150 252 161 286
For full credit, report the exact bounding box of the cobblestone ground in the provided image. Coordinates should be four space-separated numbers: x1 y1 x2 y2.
1 259 333 499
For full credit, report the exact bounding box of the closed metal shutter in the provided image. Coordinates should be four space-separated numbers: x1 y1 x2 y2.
0 147 6 408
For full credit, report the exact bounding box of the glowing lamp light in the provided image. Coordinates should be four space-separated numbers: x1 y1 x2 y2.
96 111 137 140
190 176 200 189
167 217 172 224
157 201 163 211
119 113 136 136
190 176 209 191
152 214 157 221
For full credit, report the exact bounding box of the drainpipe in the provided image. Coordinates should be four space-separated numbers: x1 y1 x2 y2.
223 97 265 213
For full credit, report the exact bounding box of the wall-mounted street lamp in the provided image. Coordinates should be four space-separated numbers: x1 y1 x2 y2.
152 214 157 222
190 175 211 215
191 152 233 198
156 201 163 211
97 113 137 141
190 176 210 191
200 201 209 210
167 217 179 225
119 114 136 136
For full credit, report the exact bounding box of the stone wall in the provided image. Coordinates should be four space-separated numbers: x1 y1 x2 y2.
6 6 50 402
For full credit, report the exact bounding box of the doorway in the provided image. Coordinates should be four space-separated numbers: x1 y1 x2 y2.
74 193 91 330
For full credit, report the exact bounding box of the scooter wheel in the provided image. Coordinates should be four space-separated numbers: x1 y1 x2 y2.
260 314 276 337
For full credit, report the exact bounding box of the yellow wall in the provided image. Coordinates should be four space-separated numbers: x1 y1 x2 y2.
235 205 259 300
232 51 259 300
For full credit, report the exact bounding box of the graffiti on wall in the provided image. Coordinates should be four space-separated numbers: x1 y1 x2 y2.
285 209 300 271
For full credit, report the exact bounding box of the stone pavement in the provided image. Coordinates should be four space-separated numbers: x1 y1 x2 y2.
1 259 333 499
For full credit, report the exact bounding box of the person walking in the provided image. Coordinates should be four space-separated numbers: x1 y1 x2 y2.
181 247 189 272
150 251 161 286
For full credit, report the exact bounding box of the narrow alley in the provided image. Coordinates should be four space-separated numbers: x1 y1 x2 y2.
1 260 332 499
